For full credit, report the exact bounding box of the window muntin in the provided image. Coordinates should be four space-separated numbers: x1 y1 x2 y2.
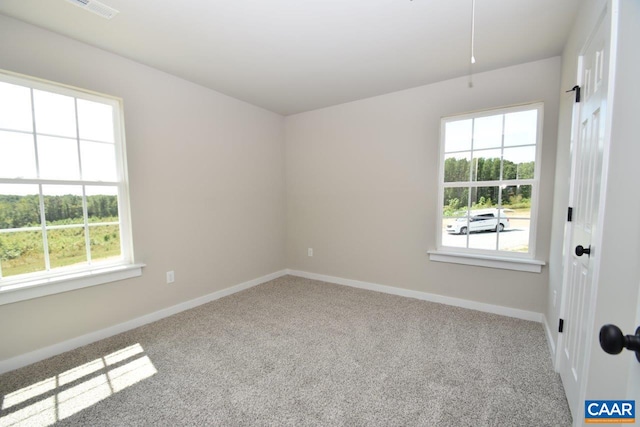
0 71 133 285
438 103 542 257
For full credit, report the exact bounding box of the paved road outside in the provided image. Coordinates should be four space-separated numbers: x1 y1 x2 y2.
441 219 530 252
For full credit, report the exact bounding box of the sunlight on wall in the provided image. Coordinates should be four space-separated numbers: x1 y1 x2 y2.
0 343 157 426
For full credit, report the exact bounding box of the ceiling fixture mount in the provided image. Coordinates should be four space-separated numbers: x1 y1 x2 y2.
65 0 119 20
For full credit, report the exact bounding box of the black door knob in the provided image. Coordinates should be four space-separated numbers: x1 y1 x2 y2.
575 245 591 257
599 324 640 362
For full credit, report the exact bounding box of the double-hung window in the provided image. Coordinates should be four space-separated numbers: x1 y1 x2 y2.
0 70 140 304
431 103 544 272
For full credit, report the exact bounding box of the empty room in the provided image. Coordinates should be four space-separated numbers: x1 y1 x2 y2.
0 0 639 425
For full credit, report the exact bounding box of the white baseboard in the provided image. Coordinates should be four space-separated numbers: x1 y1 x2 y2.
287 269 543 323
0 269 288 375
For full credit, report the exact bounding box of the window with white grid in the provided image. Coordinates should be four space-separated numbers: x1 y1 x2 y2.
437 103 542 259
0 70 139 302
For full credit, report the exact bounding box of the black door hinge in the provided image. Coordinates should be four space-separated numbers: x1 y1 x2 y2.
559 318 564 333
566 85 581 103
567 207 573 222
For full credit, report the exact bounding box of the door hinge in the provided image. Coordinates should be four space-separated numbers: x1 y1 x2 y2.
559 318 564 333
567 207 573 222
566 85 581 103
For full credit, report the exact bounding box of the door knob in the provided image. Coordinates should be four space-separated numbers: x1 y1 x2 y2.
599 324 640 362
575 245 591 257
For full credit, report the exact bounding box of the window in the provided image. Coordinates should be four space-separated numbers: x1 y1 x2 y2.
431 103 544 272
0 70 141 304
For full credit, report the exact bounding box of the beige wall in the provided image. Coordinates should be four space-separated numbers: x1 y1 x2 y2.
285 57 562 313
0 15 286 360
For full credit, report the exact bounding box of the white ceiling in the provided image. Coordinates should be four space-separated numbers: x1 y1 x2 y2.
0 0 580 115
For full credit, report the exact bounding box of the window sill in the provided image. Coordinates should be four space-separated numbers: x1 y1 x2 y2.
428 250 545 273
0 263 145 306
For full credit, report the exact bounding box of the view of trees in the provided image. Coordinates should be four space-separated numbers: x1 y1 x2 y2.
444 157 534 182
443 157 534 216
0 194 118 229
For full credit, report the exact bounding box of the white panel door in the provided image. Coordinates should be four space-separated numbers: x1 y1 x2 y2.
558 7 611 419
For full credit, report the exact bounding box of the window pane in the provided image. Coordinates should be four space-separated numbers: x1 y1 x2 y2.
499 218 530 252
33 90 77 138
37 136 80 180
442 186 469 216
444 120 472 153
81 141 117 181
0 182 44 277
499 186 532 252
472 150 502 182
473 115 503 150
470 186 500 210
0 131 37 179
501 184 532 209
504 110 537 147
0 230 45 277
442 218 469 248
77 99 115 143
503 147 535 180
468 229 497 250
0 184 41 230
89 224 121 262
444 153 471 183
442 187 469 248
47 227 88 270
42 185 84 226
86 186 119 222
0 81 33 132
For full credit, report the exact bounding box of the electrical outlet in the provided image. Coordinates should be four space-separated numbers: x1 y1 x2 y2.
166 271 175 284
308 248 313 257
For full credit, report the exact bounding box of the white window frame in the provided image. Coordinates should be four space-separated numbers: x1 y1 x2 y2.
428 102 546 273
0 70 143 305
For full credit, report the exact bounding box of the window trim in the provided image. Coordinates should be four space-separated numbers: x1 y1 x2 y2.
0 69 141 303
428 250 544 273
0 263 144 305
432 102 545 269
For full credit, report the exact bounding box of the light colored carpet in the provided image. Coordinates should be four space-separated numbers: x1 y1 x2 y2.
0 275 571 426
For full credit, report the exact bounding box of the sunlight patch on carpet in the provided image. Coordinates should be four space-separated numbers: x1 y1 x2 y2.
0 343 156 427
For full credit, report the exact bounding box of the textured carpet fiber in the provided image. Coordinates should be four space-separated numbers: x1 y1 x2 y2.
0 275 571 426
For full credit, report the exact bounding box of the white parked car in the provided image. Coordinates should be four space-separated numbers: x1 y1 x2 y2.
446 209 511 234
